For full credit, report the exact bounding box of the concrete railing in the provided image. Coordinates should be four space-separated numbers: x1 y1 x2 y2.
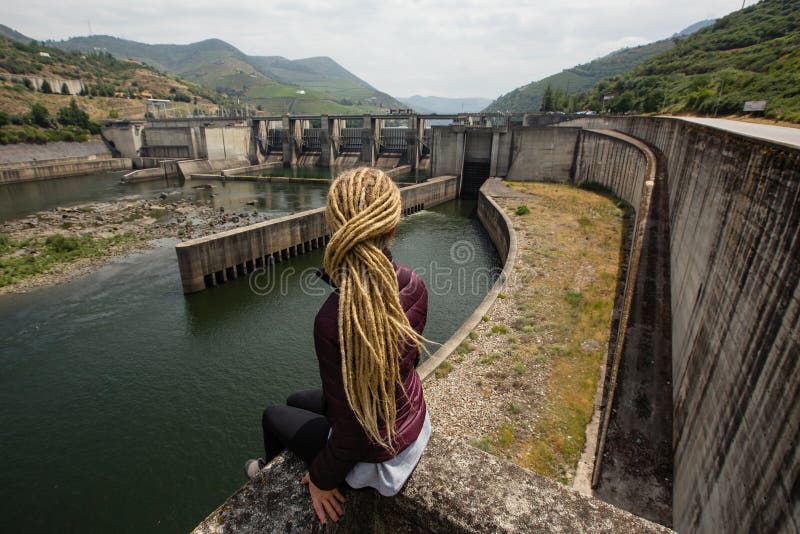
175 176 458 293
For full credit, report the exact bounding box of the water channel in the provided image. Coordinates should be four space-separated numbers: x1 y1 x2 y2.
0 172 500 533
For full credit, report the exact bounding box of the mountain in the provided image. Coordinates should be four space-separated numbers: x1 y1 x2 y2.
0 24 33 44
399 95 494 114
577 0 800 122
52 35 404 114
484 19 715 113
0 35 219 122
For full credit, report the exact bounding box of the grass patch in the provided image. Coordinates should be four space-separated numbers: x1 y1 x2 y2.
434 361 453 380
491 182 628 484
0 232 137 287
455 340 473 355
490 324 509 335
515 205 531 216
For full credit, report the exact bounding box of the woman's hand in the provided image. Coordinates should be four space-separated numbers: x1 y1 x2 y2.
300 472 346 524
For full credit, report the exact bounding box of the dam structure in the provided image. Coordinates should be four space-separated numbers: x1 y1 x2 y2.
190 116 799 532
98 112 567 183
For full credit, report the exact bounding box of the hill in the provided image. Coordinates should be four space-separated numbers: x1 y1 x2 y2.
484 20 714 113
0 34 219 120
399 95 493 114
52 35 404 114
577 0 800 122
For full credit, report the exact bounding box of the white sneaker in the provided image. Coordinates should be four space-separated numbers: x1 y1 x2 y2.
243 458 266 479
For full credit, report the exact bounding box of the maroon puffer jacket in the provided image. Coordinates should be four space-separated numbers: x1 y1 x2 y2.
309 255 428 490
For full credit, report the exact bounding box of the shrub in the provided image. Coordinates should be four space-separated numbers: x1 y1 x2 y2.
40 79 52 94
60 82 70 95
45 234 79 253
515 205 531 216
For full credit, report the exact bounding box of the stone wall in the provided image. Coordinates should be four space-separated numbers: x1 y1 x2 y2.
564 117 800 533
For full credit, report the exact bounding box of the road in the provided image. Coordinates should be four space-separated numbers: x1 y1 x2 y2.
673 117 800 149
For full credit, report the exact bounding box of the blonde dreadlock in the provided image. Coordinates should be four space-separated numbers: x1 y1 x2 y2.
323 167 424 452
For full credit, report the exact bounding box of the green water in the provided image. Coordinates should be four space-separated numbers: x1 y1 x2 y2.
0 170 331 222
0 191 500 532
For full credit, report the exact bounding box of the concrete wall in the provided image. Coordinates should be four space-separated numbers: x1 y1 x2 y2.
204 126 250 161
0 140 131 184
176 157 250 179
430 127 461 177
506 127 580 182
101 123 143 159
176 176 459 293
563 116 800 533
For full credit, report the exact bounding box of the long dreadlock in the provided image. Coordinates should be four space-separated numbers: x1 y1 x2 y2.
323 167 424 451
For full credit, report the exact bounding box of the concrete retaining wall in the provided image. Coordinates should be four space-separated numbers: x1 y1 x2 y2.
205 126 250 160
0 140 132 184
176 176 458 293
564 116 800 533
506 127 580 182
176 157 251 179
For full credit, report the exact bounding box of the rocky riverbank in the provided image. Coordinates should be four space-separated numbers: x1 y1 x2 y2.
0 189 275 293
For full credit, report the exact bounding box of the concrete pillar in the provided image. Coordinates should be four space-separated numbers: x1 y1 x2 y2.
319 115 333 167
490 128 501 177
281 115 295 166
361 115 375 166
412 115 421 170
455 127 466 195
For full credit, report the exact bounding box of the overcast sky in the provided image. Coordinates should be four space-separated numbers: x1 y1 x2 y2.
5 0 744 99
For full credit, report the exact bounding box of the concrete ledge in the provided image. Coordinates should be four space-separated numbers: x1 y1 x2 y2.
193 434 669 533
0 157 131 184
177 157 251 179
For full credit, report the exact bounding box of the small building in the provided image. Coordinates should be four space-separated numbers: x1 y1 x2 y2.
38 52 51 58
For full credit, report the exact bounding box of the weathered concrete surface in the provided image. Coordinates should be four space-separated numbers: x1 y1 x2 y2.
564 116 800 533
506 127 580 182
176 157 251 179
671 117 800 149
193 435 670 534
576 129 673 525
0 141 132 184
176 176 458 293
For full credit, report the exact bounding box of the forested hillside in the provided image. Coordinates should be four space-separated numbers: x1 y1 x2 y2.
577 0 800 121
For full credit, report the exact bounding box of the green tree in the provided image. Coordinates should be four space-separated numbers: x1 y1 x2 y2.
27 104 51 127
40 80 52 94
61 82 70 95
541 85 554 111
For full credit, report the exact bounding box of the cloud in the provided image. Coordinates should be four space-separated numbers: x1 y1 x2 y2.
4 0 739 98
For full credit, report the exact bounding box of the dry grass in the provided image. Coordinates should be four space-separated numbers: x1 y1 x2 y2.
425 181 630 485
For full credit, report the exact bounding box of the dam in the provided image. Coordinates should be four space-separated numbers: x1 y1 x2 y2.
186 115 798 532
1 110 797 532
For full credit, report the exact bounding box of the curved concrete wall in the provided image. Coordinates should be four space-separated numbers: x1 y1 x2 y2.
566 117 800 533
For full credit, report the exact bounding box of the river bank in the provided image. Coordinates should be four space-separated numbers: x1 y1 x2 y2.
0 187 281 293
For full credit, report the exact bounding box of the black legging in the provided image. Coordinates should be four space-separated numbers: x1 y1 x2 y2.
262 388 331 463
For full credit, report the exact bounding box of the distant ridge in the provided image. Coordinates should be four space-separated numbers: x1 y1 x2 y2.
51 34 404 113
399 95 493 114
484 19 715 113
0 24 33 44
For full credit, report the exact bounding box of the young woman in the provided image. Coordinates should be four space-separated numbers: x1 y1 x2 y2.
246 167 431 525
